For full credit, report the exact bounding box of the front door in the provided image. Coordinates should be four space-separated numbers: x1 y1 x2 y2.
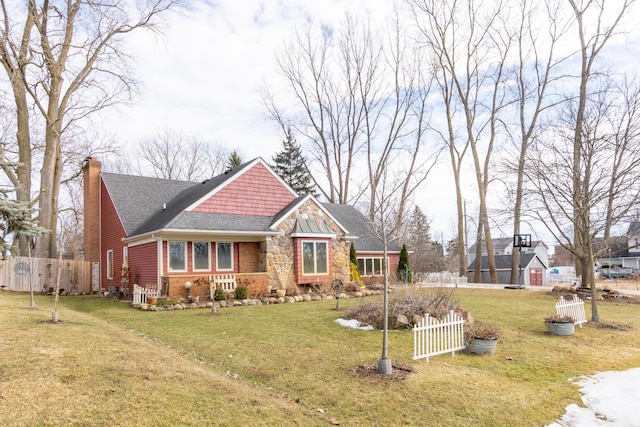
529 267 543 286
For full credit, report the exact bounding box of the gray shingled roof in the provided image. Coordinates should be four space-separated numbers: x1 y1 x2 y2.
102 161 251 237
466 253 539 271
102 160 397 251
101 173 194 235
322 203 402 253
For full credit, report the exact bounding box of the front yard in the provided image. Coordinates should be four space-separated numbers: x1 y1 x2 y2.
1 287 639 426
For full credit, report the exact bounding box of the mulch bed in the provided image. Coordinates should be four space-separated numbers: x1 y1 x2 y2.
350 361 416 381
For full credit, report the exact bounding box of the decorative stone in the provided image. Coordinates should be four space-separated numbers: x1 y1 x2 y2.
302 294 312 302
173 304 184 310
233 300 242 306
277 297 285 304
388 314 410 329
285 296 296 303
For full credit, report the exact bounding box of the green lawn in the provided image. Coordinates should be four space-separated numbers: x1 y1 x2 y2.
1 288 639 426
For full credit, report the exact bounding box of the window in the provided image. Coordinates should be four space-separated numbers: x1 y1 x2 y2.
193 242 210 271
357 257 388 276
302 241 328 275
168 241 186 271
122 246 128 266
106 250 114 279
216 242 233 271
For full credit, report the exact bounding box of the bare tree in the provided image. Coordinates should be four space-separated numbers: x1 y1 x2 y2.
525 73 640 322
0 0 180 258
265 11 437 232
502 0 570 284
133 129 230 181
410 0 515 283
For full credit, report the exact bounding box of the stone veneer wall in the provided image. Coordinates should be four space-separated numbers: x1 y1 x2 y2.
266 200 351 290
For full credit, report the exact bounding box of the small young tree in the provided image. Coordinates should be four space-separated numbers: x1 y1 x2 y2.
398 243 411 283
271 127 316 195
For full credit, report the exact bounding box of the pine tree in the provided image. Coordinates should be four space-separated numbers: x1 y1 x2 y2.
405 206 445 273
0 157 43 255
226 150 243 170
398 243 411 282
271 128 316 195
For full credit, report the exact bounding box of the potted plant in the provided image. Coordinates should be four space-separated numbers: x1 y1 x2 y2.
464 322 500 355
545 314 575 336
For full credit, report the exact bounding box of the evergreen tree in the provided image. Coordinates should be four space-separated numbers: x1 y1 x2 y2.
405 206 445 274
226 150 243 170
398 243 411 282
0 185 43 255
349 242 362 286
271 128 316 195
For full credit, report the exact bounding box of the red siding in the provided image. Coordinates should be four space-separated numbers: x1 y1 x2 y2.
293 238 332 284
129 242 158 286
100 180 127 291
192 162 296 216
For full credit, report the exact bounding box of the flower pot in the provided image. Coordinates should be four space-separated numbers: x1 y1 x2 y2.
547 321 574 336
276 289 286 298
147 296 157 305
465 337 498 355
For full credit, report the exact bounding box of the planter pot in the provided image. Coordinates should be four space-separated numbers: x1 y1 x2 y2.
465 337 498 355
276 289 286 298
147 296 158 305
547 321 575 336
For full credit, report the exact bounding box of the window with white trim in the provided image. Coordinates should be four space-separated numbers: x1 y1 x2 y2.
193 241 210 271
106 250 114 279
302 241 328 275
122 246 128 265
216 242 233 271
168 241 186 271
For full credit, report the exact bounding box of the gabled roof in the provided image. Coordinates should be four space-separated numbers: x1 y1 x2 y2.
466 253 546 271
628 221 640 237
470 237 547 252
102 158 400 252
322 203 402 253
101 173 194 235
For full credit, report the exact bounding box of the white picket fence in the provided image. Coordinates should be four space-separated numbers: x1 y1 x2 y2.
210 274 237 293
555 295 587 327
413 310 466 361
132 284 159 305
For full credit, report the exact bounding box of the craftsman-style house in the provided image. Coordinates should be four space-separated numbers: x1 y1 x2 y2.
83 157 401 300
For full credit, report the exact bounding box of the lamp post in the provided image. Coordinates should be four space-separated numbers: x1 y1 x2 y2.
184 281 192 300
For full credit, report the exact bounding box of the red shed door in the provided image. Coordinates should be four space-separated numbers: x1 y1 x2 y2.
529 268 543 286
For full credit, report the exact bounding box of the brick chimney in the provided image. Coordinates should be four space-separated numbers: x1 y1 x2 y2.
83 157 102 264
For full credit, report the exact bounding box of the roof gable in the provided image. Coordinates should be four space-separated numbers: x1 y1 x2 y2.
187 158 297 216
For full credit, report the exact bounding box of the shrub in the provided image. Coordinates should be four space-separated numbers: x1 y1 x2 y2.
234 286 248 300
213 287 227 301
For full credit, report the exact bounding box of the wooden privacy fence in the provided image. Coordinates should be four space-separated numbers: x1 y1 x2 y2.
132 284 159 305
555 295 588 327
413 310 466 361
0 256 91 294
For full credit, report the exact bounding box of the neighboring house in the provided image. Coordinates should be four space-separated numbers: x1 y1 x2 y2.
596 221 640 274
468 237 549 266
466 237 549 286
466 253 547 286
82 157 401 300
